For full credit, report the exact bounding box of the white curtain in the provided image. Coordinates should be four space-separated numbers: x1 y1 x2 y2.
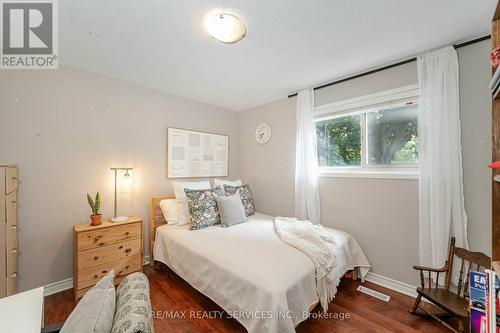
295 88 321 224
417 46 468 273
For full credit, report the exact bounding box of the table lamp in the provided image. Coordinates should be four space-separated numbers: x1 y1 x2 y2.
110 167 133 223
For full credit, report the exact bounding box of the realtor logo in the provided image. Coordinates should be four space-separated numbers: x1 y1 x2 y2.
1 0 58 69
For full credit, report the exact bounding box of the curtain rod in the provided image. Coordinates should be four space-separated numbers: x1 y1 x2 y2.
287 35 491 98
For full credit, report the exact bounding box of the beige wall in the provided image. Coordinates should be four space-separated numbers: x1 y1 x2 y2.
459 40 492 256
0 66 240 291
0 42 491 291
239 41 491 286
238 97 297 217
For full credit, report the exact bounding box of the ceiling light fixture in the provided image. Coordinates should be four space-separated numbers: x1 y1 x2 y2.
204 13 246 44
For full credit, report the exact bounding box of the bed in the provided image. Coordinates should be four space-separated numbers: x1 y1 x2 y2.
150 196 370 333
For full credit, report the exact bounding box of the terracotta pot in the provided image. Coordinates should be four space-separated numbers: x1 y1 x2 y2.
90 214 102 226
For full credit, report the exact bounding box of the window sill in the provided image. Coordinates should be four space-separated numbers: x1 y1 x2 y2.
319 168 419 180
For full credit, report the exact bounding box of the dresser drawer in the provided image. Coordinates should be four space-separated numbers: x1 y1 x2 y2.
5 167 17 195
77 254 142 290
6 245 18 284
5 192 17 229
78 238 141 270
0 195 4 225
6 226 18 274
75 274 128 299
77 223 141 251
6 229 17 257
4 207 18 297
6 270 18 296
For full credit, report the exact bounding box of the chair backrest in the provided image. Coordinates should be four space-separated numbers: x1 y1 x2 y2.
444 237 491 298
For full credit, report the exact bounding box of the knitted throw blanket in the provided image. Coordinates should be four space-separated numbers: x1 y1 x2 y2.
274 217 338 312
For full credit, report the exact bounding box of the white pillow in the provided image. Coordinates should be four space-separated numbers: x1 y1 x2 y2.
213 179 243 194
159 199 178 224
173 181 211 225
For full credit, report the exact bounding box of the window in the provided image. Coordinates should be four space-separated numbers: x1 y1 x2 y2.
366 103 418 165
315 85 419 179
317 114 361 167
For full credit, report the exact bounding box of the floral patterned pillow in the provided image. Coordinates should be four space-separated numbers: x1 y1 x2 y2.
223 184 255 217
185 186 224 230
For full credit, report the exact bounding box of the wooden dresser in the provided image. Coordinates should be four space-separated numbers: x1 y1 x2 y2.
0 165 19 299
73 217 143 300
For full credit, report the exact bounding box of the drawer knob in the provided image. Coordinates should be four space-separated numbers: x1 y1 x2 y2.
118 246 123 249
11 248 18 254
94 256 98 260
11 201 18 206
125 248 132 253
12 176 18 180
94 274 98 278
10 225 17 230
11 272 18 279
125 232 130 236
125 265 130 269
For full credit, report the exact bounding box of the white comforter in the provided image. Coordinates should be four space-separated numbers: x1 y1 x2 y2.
153 213 370 333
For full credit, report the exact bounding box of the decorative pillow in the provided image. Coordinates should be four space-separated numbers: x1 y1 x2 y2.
214 193 248 227
111 272 153 333
159 199 178 224
61 271 116 333
213 179 243 194
223 184 255 217
173 181 211 225
184 186 224 230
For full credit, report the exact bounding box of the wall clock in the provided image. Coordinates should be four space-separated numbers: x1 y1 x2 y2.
255 123 272 144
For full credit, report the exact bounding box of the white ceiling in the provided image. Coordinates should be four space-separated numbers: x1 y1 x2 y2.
60 0 496 111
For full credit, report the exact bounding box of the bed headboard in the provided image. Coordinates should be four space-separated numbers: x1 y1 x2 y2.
149 196 175 263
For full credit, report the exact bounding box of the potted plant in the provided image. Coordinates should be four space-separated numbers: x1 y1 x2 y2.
87 192 102 226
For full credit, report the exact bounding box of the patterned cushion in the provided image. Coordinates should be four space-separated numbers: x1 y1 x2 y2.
223 184 255 217
184 186 224 230
111 272 153 333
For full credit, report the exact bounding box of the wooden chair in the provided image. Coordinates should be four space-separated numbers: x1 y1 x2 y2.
410 237 491 333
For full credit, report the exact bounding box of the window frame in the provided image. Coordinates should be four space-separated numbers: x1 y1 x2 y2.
315 84 419 180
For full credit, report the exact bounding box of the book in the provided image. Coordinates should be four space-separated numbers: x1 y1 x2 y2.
494 272 500 333
493 78 500 94
490 66 500 90
470 270 489 333
470 270 500 333
487 269 495 332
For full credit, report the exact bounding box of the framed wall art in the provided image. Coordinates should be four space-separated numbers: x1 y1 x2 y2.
167 128 229 178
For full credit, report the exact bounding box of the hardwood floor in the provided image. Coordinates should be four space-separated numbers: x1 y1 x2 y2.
44 265 451 332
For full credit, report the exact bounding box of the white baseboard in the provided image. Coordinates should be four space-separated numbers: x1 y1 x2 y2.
363 272 418 298
43 260 417 301
43 277 73 297
43 255 152 297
